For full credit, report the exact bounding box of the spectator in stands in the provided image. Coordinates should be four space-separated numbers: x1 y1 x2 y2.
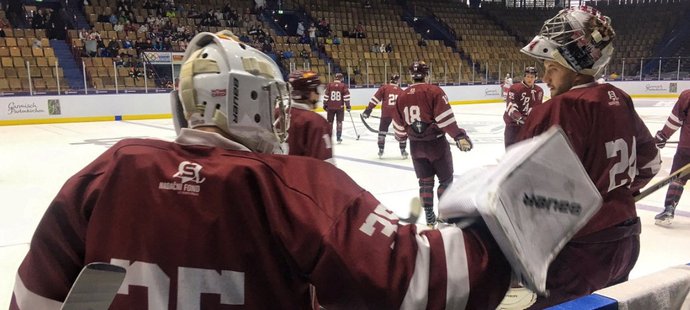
283 49 293 59
300 48 311 67
32 38 42 48
122 38 133 49
418 38 427 47
354 23 366 38
297 21 305 37
115 55 124 67
379 43 386 53
371 43 378 53
0 28 5 38
107 39 120 56
109 13 118 25
385 42 393 53
308 23 317 46
325 36 333 45
333 35 341 45
364 0 372 8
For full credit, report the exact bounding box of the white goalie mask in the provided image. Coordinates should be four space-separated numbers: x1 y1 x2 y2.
520 6 615 76
171 31 290 154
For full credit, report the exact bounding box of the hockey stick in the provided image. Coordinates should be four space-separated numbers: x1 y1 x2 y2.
61 262 126 310
348 111 360 140
360 114 396 136
635 162 690 202
398 197 421 224
666 141 679 144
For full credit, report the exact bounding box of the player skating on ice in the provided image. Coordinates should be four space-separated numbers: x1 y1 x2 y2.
322 72 351 143
362 74 408 159
503 66 544 148
392 60 473 227
653 89 690 225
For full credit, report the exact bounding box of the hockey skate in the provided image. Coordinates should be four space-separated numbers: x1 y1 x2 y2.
401 149 409 160
337 137 343 144
655 205 676 226
378 148 384 159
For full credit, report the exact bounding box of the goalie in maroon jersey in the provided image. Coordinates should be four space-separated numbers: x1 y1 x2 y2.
362 74 408 159
652 89 690 225
518 6 661 308
322 72 351 143
503 66 544 148
392 61 473 227
286 70 334 164
12 30 590 310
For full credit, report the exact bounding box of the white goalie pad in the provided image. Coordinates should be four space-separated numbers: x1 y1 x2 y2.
438 126 602 295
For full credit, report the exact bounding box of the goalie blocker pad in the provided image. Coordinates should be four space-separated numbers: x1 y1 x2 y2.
438 126 602 296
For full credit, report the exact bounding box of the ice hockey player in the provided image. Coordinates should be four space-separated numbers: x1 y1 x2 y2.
503 66 544 148
362 74 408 159
322 72 351 143
518 6 661 307
285 70 334 163
653 89 690 225
392 60 473 227
12 30 593 310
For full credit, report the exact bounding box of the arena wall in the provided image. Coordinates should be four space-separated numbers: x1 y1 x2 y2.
1 80 689 126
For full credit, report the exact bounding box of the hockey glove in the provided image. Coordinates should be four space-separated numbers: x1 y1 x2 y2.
655 130 668 149
455 134 473 152
362 108 372 118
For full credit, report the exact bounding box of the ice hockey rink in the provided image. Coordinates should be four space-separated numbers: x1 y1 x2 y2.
1 98 689 308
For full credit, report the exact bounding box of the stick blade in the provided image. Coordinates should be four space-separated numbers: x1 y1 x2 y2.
61 263 126 310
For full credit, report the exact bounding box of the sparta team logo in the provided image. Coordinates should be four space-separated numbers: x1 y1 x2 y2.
159 161 206 195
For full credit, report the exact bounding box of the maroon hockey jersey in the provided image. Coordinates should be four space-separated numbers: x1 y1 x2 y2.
659 89 690 150
503 82 544 126
286 103 333 162
322 81 351 111
392 83 466 141
12 129 511 309
366 83 404 118
518 82 660 238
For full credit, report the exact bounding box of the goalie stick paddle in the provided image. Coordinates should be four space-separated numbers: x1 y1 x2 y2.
398 197 421 224
348 111 360 140
61 262 126 310
360 114 396 136
635 162 690 202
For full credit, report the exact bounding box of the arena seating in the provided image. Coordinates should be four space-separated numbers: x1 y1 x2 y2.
0 30 66 92
1 0 688 92
290 0 469 85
